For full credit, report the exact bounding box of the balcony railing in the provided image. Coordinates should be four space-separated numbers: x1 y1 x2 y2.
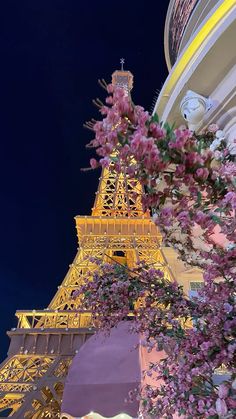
15 310 93 330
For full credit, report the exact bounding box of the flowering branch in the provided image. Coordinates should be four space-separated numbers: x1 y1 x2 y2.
80 84 236 418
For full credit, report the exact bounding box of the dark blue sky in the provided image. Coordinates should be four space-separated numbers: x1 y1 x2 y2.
0 0 168 360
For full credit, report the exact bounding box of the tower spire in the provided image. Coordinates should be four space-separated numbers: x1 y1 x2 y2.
112 59 133 92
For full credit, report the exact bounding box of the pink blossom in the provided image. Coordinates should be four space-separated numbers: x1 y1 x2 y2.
168 128 191 150
198 399 205 411
105 95 113 105
195 167 209 181
194 211 208 226
149 122 165 139
216 398 228 416
219 161 236 180
228 397 236 409
214 150 223 160
100 156 110 167
223 303 233 313
218 383 229 399
106 83 114 94
232 378 236 390
177 210 192 228
223 191 236 209
208 123 219 133
90 158 98 169
175 164 185 177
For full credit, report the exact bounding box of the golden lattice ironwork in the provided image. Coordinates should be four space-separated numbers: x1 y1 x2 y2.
92 165 147 218
0 355 79 418
0 394 24 416
0 356 54 384
53 359 72 379
24 382 63 418
0 159 177 417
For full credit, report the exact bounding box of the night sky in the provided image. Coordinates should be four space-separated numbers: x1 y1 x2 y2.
0 0 169 360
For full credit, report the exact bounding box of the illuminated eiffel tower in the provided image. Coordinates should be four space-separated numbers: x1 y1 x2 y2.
0 66 201 418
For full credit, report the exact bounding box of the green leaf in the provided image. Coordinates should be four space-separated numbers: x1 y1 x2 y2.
117 132 125 144
211 215 222 225
151 113 159 124
197 191 202 205
159 195 166 205
197 138 203 153
162 152 171 162
208 346 220 357
191 387 201 395
163 122 172 135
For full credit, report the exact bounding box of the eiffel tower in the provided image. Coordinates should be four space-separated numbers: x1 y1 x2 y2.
0 67 201 418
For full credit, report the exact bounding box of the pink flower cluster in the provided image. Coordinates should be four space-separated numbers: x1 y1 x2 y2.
74 257 236 418
82 85 236 418
73 261 142 329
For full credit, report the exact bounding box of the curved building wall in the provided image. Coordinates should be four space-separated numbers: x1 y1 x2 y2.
156 0 236 158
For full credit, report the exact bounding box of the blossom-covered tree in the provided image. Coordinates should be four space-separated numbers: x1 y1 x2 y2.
78 83 236 418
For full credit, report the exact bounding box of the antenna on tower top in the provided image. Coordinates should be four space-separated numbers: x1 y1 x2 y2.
120 58 125 71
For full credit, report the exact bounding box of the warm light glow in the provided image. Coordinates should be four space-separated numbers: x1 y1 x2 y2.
62 411 134 419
